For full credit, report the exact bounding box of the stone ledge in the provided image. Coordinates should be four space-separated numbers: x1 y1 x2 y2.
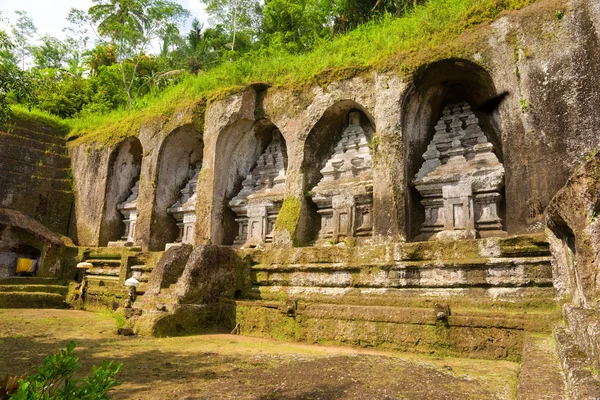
554 325 600 400
0 292 68 309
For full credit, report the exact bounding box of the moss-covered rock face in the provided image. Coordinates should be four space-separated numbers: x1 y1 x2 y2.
545 152 600 392
0 118 73 236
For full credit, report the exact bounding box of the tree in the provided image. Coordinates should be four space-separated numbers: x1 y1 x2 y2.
10 10 37 69
261 0 329 53
85 0 190 109
32 35 68 70
0 30 37 129
200 0 262 52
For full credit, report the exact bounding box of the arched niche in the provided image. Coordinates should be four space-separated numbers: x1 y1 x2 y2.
402 59 505 241
213 119 281 246
301 101 376 244
99 137 143 246
150 126 203 250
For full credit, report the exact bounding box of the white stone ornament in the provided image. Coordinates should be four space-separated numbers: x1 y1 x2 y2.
166 162 202 249
311 111 374 244
229 130 287 247
413 102 506 241
117 180 139 244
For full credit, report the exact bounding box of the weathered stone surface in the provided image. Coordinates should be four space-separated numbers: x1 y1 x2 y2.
0 119 72 236
413 102 505 241
145 244 193 294
229 130 287 247
516 335 567 400
174 245 245 304
545 149 600 398
166 163 202 246
311 111 374 244
555 325 600 400
0 208 76 279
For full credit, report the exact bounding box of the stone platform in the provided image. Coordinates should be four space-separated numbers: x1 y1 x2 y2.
232 234 558 360
121 234 561 361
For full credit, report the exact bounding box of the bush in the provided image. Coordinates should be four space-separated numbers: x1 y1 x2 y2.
9 341 121 400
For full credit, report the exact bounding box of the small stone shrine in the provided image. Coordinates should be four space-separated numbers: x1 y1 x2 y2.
166 163 202 249
116 180 139 244
413 102 505 241
311 111 373 244
229 131 287 247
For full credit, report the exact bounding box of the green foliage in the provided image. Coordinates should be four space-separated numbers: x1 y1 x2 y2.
11 105 71 135
0 31 37 130
68 0 538 143
520 97 529 112
274 196 302 238
86 0 190 108
10 341 121 400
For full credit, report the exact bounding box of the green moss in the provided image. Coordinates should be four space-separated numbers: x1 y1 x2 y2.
274 196 302 239
10 105 71 135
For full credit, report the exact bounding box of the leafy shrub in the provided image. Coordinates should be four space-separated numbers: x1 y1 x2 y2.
10 341 121 400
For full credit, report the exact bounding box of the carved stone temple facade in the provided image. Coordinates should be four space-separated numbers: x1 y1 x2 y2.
311 111 374 244
166 163 202 249
229 131 287 247
413 102 505 241
115 180 139 245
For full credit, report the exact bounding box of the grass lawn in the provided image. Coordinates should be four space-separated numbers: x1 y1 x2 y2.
0 309 520 399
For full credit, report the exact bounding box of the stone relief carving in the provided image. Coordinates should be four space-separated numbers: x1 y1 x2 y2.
311 111 373 244
229 131 287 247
116 180 139 244
413 102 505 241
166 162 202 249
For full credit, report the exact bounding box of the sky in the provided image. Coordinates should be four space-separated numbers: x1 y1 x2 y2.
0 0 208 43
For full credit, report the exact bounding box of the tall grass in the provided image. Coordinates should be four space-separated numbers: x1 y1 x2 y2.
66 0 537 142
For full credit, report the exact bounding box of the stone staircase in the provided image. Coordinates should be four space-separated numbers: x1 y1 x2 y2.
0 277 69 308
81 247 162 309
235 233 561 360
0 120 72 233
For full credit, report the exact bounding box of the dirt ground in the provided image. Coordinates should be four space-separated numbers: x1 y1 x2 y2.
0 309 520 399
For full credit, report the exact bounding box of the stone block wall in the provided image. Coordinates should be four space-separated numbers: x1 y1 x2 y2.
0 119 73 235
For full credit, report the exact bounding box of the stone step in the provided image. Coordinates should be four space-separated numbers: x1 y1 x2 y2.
85 275 121 288
233 299 559 361
0 284 68 295
0 131 67 154
11 121 68 140
249 286 557 310
243 234 551 266
0 277 68 285
86 249 127 259
516 334 567 400
130 265 153 272
85 258 122 266
0 141 70 169
236 300 559 333
252 256 553 289
0 292 68 309
0 169 72 192
554 326 600 399
0 156 70 180
87 267 121 277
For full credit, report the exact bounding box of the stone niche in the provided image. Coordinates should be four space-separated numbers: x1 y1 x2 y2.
311 111 374 244
412 102 505 241
101 137 143 246
150 126 203 251
165 163 202 249
229 131 287 247
114 180 139 245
